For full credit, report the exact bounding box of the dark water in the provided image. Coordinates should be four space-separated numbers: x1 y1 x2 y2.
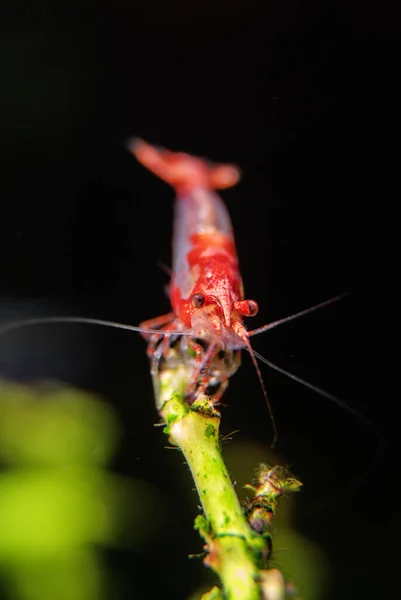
1 2 399 599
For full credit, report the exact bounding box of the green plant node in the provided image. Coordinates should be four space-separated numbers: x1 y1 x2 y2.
162 397 188 432
194 515 211 537
190 398 220 418
245 533 269 556
281 479 303 493
251 495 279 514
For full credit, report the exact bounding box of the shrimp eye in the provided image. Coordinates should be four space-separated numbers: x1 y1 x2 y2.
247 300 259 317
191 293 205 308
233 299 259 317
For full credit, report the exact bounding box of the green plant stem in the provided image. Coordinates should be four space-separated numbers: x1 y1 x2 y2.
171 409 254 542
155 355 301 599
173 410 263 599
158 367 266 600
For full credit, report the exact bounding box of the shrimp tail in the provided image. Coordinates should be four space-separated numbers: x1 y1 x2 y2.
128 138 241 194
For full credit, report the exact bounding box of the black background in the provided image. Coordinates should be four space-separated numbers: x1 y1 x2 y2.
1 2 400 599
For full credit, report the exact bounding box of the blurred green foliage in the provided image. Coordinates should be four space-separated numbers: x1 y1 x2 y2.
0 379 160 600
0 381 120 466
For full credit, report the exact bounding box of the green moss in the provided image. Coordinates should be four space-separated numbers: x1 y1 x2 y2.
162 396 188 434
205 424 216 439
191 398 220 418
194 515 211 537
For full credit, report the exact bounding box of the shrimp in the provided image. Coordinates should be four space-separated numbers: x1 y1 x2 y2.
130 139 257 400
129 140 343 444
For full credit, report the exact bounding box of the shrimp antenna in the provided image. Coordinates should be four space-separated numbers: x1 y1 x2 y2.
251 348 385 502
242 334 278 448
0 316 192 338
247 293 349 337
250 348 374 431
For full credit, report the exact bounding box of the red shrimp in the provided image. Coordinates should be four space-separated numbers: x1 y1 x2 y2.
131 140 256 368
130 140 343 443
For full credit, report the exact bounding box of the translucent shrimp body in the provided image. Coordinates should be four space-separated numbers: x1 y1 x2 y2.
131 139 257 351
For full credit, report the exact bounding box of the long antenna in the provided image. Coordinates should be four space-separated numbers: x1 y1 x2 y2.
250 348 373 429
242 334 278 448
248 293 348 337
0 316 192 338
250 348 385 505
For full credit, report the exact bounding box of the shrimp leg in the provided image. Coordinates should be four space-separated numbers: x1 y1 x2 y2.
139 312 176 352
139 312 175 337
